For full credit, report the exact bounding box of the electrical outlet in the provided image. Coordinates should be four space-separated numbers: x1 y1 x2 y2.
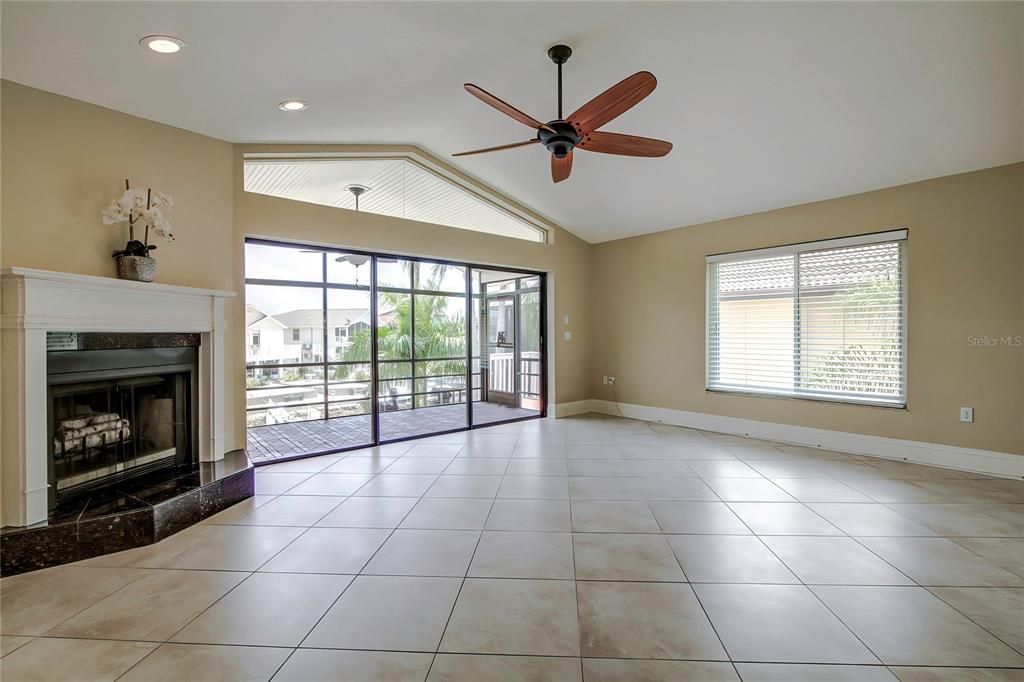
608 376 616 385
960 407 974 423
602 376 608 385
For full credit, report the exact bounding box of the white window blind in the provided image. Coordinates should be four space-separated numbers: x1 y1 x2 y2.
707 230 907 407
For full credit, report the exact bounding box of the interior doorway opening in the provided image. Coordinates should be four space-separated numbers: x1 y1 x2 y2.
243 239 546 463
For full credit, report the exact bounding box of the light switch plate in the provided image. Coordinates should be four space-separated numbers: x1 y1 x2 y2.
563 330 572 341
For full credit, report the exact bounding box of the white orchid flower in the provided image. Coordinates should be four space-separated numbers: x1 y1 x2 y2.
153 226 175 241
122 189 146 211
102 185 175 241
102 200 128 224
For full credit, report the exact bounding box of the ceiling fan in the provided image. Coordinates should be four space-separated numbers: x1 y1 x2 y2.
453 44 672 183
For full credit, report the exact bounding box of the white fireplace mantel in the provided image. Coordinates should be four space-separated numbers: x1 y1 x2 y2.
1 267 236 527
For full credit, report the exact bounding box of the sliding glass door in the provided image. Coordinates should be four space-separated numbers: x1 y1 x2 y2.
471 269 544 425
375 259 469 441
245 243 375 459
244 239 545 462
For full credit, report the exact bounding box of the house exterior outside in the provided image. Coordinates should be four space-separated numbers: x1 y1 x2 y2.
245 305 300 369
244 305 382 426
245 305 370 367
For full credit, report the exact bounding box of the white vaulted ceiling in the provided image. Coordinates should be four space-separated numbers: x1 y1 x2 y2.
243 158 548 242
2 1 1022 243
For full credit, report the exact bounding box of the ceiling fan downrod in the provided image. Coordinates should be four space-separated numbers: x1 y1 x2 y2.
541 44 579 159
548 44 572 118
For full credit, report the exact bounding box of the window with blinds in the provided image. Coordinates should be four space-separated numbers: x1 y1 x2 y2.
707 230 907 407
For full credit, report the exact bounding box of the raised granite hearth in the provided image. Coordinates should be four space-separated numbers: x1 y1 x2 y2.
0 450 253 576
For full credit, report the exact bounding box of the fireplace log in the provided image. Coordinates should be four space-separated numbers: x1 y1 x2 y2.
58 418 129 440
58 412 121 431
54 421 131 455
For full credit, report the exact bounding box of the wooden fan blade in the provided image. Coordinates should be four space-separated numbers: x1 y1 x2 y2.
464 84 555 133
567 71 657 135
577 131 672 157
452 139 538 157
551 150 573 183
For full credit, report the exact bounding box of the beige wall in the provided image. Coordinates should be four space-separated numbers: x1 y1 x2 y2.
0 83 592 454
1 81 235 290
2 81 1020 459
590 163 1024 455
232 147 594 447
1 81 237 467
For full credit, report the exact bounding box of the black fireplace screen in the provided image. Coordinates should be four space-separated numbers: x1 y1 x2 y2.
47 340 197 506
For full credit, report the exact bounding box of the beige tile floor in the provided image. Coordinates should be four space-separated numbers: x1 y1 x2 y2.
2 414 1023 681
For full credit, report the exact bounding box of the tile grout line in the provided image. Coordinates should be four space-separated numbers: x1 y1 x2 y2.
570 488 584 671
809 492 1024 653
650 482 747 680
668 461 891 669
7 414 1022 678
715 458 900 667
111 638 164 681
921 586 1024 658
291 439 467 657
124 439 455 677
748 503 893 668
22 564 155 641
423 433 511 680
683 485 764 673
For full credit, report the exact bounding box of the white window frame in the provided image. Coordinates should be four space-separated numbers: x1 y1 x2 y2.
706 229 908 408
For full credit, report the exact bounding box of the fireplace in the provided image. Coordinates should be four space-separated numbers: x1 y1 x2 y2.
2 267 241 533
1 268 255 575
47 334 198 510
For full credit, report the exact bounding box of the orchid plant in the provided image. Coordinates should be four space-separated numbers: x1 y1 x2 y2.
102 179 175 259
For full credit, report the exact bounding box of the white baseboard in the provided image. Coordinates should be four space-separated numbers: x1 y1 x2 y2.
580 399 1023 480
553 400 596 418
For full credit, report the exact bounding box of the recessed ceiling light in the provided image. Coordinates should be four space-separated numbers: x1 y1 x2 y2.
139 35 185 54
279 100 309 112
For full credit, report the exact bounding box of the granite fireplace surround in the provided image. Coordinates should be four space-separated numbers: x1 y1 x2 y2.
0 268 253 576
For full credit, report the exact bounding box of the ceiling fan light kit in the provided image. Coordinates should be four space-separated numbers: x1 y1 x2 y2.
345 184 370 211
454 44 673 183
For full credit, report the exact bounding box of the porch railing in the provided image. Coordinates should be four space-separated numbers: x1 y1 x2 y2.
487 351 541 396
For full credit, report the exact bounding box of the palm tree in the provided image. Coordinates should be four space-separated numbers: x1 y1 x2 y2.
335 264 467 384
